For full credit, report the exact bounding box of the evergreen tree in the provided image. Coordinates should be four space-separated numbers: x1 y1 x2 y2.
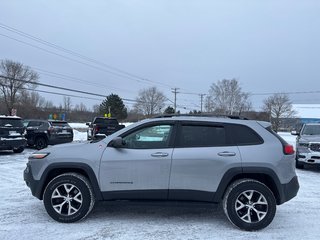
164 106 175 114
100 94 127 120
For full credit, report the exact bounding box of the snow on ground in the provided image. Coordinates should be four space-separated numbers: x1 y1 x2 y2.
0 132 319 240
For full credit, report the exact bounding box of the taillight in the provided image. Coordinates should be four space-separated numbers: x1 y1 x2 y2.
284 144 295 155
48 126 55 133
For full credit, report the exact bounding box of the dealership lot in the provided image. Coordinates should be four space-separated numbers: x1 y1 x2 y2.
1 135 320 240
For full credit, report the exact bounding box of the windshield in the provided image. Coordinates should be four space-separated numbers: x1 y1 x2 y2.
94 118 118 125
301 125 320 135
50 121 70 127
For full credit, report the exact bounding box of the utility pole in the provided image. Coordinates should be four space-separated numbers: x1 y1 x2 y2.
199 94 206 113
171 88 180 113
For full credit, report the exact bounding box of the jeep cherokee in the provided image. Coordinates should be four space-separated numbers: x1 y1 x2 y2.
24 116 299 231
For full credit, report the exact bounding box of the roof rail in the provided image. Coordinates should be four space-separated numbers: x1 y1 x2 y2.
153 114 248 120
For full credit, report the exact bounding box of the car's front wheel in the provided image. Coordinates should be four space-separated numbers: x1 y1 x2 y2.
295 152 304 169
43 173 95 223
223 179 276 231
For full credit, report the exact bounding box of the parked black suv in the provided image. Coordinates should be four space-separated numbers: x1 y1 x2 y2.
23 119 73 149
0 115 26 153
86 117 125 140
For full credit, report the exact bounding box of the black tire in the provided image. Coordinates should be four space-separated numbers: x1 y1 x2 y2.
13 146 24 153
223 179 276 231
295 160 304 169
295 153 304 169
43 173 95 223
35 137 47 150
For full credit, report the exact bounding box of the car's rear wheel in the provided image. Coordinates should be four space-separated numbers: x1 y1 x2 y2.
43 173 95 223
223 179 276 231
35 137 47 149
13 146 24 153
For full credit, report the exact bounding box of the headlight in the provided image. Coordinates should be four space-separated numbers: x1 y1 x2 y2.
29 152 50 159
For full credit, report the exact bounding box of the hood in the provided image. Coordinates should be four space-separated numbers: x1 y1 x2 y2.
300 135 320 143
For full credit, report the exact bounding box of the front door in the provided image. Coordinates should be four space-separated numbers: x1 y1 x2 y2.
100 123 175 200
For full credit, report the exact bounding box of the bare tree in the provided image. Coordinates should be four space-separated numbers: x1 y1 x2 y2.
205 79 251 115
74 103 88 112
0 59 39 115
262 93 296 132
134 87 166 116
63 96 72 113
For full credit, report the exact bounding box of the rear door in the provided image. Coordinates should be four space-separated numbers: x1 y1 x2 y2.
100 121 176 200
169 122 241 201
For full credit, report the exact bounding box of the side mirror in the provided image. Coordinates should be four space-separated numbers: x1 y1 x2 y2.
291 130 299 136
86 122 91 126
109 137 125 148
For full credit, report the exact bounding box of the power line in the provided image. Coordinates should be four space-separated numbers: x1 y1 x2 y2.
251 90 320 96
0 75 175 106
0 75 139 103
33 66 136 94
0 22 173 88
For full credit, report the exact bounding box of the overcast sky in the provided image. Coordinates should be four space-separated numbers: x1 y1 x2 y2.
0 0 319 112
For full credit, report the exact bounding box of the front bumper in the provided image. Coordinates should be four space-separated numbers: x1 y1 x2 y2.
296 151 320 165
24 163 43 200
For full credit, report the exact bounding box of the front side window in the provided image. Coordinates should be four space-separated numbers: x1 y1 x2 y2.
178 124 227 147
123 124 173 149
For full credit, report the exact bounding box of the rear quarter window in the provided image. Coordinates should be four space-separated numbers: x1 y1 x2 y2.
229 124 263 145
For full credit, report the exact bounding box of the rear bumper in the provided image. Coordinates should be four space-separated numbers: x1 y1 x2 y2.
278 176 299 204
48 134 73 144
0 138 27 150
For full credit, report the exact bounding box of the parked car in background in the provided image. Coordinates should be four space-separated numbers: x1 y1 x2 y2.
23 119 73 149
86 117 125 140
24 115 299 231
292 123 320 169
0 115 26 153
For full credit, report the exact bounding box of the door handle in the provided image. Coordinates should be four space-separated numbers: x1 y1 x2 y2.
151 152 169 157
218 151 236 157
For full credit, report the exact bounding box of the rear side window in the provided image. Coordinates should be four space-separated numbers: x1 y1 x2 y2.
230 124 263 145
178 124 227 147
0 118 23 128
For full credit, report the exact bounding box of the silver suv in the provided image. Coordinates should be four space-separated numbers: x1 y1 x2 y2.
24 116 299 231
292 123 320 169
